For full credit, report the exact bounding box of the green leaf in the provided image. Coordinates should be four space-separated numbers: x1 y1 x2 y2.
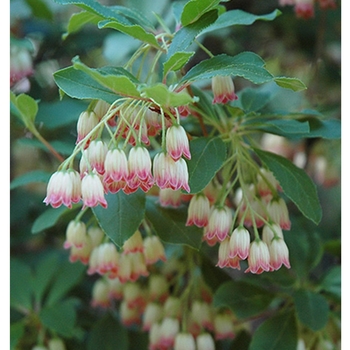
55 0 158 46
45 260 86 307
180 0 221 26
10 259 33 312
40 298 80 337
186 137 227 194
238 87 272 113
140 83 194 107
145 196 203 249
274 77 307 92
253 149 322 224
98 20 160 49
63 11 101 39
10 322 25 350
243 118 310 137
72 56 141 98
87 313 129 350
31 205 80 234
181 52 274 85
10 170 52 190
200 9 281 35
213 281 275 319
249 311 298 350
10 92 38 129
163 51 195 77
284 218 323 279
32 252 61 304
92 191 146 248
293 289 329 331
299 117 341 139
319 266 341 300
26 0 53 20
167 10 219 59
53 66 118 104
36 99 87 129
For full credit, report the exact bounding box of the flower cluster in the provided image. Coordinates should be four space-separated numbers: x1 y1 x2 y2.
44 99 192 210
64 224 166 283
185 169 291 274
90 253 237 350
278 0 337 19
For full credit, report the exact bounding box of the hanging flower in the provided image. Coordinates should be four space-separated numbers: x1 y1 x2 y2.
206 206 233 242
43 170 81 209
186 194 211 227
212 76 238 104
81 172 107 208
245 240 271 274
166 124 191 161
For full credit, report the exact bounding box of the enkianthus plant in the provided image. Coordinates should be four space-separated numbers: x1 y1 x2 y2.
10 0 341 349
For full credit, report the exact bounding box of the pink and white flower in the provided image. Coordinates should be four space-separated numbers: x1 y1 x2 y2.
126 146 154 193
229 226 251 260
206 206 233 242
122 230 144 254
166 124 191 161
214 313 235 340
174 333 196 350
267 197 291 230
143 235 167 265
158 188 183 207
268 237 291 271
84 140 108 175
76 110 99 145
81 172 107 208
212 76 238 104
168 158 191 193
245 240 271 274
159 317 180 349
295 0 314 19
43 170 81 208
142 302 163 331
196 333 216 350
186 194 210 227
64 220 87 249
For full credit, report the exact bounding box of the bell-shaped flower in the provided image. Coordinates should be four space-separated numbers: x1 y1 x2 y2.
122 230 144 254
294 0 314 19
85 140 108 175
267 197 291 230
245 240 271 274
142 302 163 331
126 146 154 193
229 226 251 260
166 124 191 161
64 220 87 249
213 313 235 340
186 194 210 227
81 172 107 208
196 333 216 350
91 279 110 308
43 170 81 209
158 188 182 208
143 235 166 265
206 206 233 242
159 317 180 349
268 237 291 271
76 110 99 144
212 76 238 104
174 333 196 350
